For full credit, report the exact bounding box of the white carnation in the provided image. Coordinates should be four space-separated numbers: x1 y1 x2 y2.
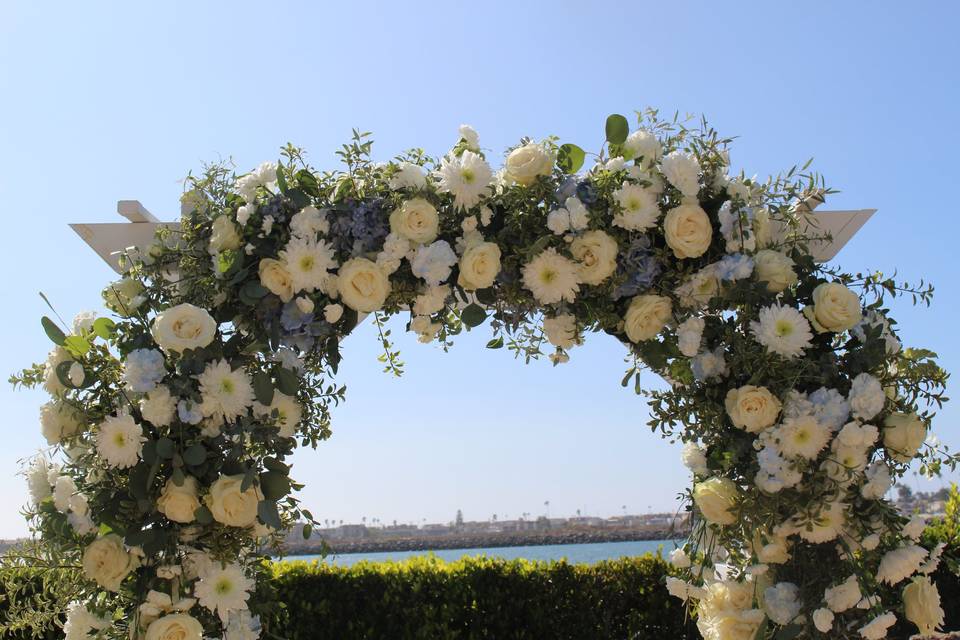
681 441 709 476
388 161 428 190
411 240 458 286
289 206 329 238
763 582 801 625
677 316 705 357
824 575 861 612
413 284 450 316
876 544 927 585
542 315 578 350
140 386 176 427
624 129 662 166
848 373 885 421
660 150 701 197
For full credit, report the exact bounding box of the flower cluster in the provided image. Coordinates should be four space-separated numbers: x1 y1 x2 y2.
14 110 952 639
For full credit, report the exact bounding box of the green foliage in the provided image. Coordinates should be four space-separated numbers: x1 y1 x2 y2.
0 543 83 639
264 554 698 640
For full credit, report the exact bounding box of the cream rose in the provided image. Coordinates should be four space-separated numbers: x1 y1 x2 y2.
693 476 739 526
208 215 242 254
145 614 204 640
569 230 618 286
157 476 201 524
258 258 294 302
151 303 217 354
805 282 861 333
883 411 927 463
753 250 797 293
505 143 553 186
206 474 263 528
623 294 672 343
82 534 135 591
903 576 945 635
337 258 391 313
389 198 440 245
457 242 502 290
664 202 713 259
725 385 782 433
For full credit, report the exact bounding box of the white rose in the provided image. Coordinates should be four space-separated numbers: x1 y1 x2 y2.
805 282 861 333
505 143 553 186
206 475 262 528
753 250 797 293
664 202 712 259
208 215 242 254
542 315 578 350
883 412 926 463
692 476 738 526
389 198 440 244
457 242 501 290
145 614 204 640
258 258 294 302
569 230 618 286
82 534 135 591
660 150 701 197
157 476 201 524
623 294 672 343
337 258 391 313
725 385 781 433
324 303 344 323
151 303 217 354
903 576 945 635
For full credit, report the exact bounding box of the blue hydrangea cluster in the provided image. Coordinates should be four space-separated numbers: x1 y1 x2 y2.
613 236 662 299
122 348 167 392
575 180 598 205
329 198 390 256
715 253 754 281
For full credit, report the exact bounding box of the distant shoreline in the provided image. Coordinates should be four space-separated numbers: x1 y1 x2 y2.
283 527 687 557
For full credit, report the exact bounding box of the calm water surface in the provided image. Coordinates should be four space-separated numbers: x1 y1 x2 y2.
284 539 680 567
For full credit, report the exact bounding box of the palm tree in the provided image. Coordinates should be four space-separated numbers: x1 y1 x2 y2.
544 500 550 518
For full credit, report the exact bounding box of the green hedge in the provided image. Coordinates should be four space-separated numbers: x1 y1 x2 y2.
263 554 698 640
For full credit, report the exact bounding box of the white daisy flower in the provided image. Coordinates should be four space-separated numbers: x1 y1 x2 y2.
775 414 831 460
750 304 813 359
194 562 254 624
521 248 581 305
794 501 846 543
279 237 337 293
433 151 493 210
95 414 145 469
612 183 660 231
197 360 255 422
254 392 302 439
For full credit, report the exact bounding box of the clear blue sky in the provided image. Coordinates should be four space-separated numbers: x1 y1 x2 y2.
0 2 957 538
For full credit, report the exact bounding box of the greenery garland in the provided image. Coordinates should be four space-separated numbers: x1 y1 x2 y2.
11 109 954 639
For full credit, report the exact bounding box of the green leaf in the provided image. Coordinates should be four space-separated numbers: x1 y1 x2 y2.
263 456 289 474
259 471 291 500
92 317 116 340
183 443 207 467
240 281 270 306
774 624 804 640
296 169 320 197
276 165 289 193
193 505 213 525
486 337 504 349
286 188 310 209
257 500 282 530
128 463 151 500
461 304 487 328
275 367 299 396
41 317 66 346
63 335 91 357
156 437 175 459
302 523 313 539
171 467 186 486
252 372 275 405
241 468 256 492
141 440 158 465
605 114 629 145
557 144 585 174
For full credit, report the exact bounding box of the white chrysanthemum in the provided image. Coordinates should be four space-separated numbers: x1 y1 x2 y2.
849 373 885 421
140 385 176 427
254 392 302 439
279 237 337 293
876 544 927 585
388 161 428 190
858 612 897 640
521 248 581 304
612 183 660 231
763 582 801 625
194 562 254 623
750 304 813 358
660 150 701 197
289 206 329 238
197 360 255 422
434 150 493 210
775 414 831 460
64 602 110 640
624 129 662 166
95 414 145 469
795 501 846 543
677 316 705 357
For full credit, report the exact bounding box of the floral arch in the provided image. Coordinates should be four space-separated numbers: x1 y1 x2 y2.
15 110 953 639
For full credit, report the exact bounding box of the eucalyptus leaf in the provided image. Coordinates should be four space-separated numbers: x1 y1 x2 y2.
461 304 487 328
605 114 629 145
183 443 207 467
253 372 275 405
63 336 91 357
557 143 585 174
92 317 116 340
41 316 66 346
259 471 291 500
156 437 175 459
275 367 299 396
257 500 282 530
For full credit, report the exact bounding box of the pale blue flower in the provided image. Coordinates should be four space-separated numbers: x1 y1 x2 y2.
123 349 166 392
177 399 203 425
716 254 754 281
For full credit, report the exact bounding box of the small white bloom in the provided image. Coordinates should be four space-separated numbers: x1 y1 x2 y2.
196 360 255 422
388 161 428 190
849 373 885 421
665 576 690 601
236 204 256 227
677 317 705 358
775 415 831 460
546 208 571 235
861 460 892 500
194 563 254 624
68 362 85 387
668 548 691 569
825 575 861 612
902 514 927 541
681 441 709 476
26 457 53 503
279 237 337 293
140 385 177 427
324 303 344 324
691 346 728 382
413 285 450 316
612 183 660 231
411 240 458 286
289 205 329 238
434 151 493 210
565 197 590 230
763 582 801 625
479 206 493 227
295 296 314 314
813 608 834 633
660 150 701 197
542 315 578 350
858 612 896 640
458 124 480 150
876 544 927 585
624 129 662 166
